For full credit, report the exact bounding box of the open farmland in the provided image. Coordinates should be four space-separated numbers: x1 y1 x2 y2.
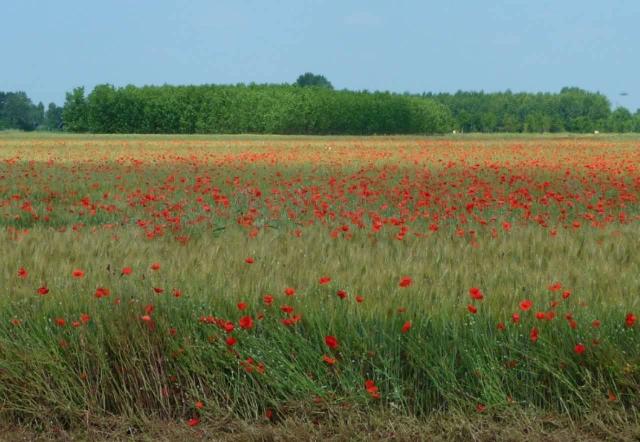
1 133 639 439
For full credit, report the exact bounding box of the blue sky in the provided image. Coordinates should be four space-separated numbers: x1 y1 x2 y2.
3 0 639 111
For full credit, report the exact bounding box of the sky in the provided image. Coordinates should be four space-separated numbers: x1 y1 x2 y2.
2 0 639 111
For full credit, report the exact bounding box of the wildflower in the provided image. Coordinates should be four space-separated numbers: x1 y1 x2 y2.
401 320 412 334
325 335 339 349
469 287 484 301
399 276 412 288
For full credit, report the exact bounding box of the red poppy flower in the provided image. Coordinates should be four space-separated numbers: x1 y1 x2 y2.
319 276 331 285
497 322 506 331
574 343 586 355
530 327 539 343
322 355 336 365
626 312 636 328
519 299 533 311
280 305 294 314
187 418 200 427
469 287 484 301
467 304 478 314
153 287 164 294
226 336 237 346
336 290 347 299
54 318 66 327
17 267 28 279
95 287 110 298
245 257 254 264
548 282 562 292
263 295 273 306
72 269 85 279
511 313 520 324
195 401 204 410
355 295 365 303
324 335 339 349
364 379 380 399
592 320 601 328
284 287 296 296
237 302 248 311
401 320 412 334
535 312 545 320
80 313 91 324
150 263 161 271
476 403 486 413
172 289 182 298
562 290 571 299
399 276 412 288
37 286 49 295
238 315 254 330
121 267 132 276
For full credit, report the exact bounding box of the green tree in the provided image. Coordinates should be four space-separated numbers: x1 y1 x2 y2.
294 73 333 90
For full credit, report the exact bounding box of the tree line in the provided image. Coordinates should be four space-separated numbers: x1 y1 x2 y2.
2 81 640 134
0 91 63 131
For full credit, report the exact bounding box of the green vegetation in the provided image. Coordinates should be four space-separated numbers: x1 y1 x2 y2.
0 134 638 437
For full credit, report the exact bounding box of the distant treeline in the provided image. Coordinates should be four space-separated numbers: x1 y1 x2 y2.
426 88 640 133
3 84 640 134
61 84 453 135
0 91 63 131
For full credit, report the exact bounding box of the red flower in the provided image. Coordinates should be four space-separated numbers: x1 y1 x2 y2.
237 302 248 311
263 294 273 306
187 418 200 427
476 403 486 413
355 295 365 303
280 305 294 314
150 263 161 271
172 289 182 298
226 336 237 346
284 287 296 296
80 313 91 324
17 267 28 279
530 327 539 343
401 320 412 334
336 290 347 299
195 401 204 410
245 257 254 264
238 315 254 330
324 335 339 349
519 299 533 311
322 355 336 365
562 290 571 299
574 343 586 355
467 304 478 314
37 286 49 295
95 287 110 298
121 267 132 276
153 287 164 294
497 322 506 331
535 312 545 320
592 320 601 328
364 379 380 399
399 276 412 288
511 313 520 324
626 312 637 328
548 282 562 292
72 269 85 279
469 287 484 301
319 276 331 285
54 318 66 327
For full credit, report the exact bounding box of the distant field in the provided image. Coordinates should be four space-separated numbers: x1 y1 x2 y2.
0 133 639 439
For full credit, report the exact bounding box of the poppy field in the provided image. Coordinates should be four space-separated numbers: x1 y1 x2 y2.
1 133 639 436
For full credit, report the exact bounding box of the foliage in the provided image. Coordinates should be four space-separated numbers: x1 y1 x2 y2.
294 72 334 89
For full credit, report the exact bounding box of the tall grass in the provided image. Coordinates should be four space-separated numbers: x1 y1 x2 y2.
0 134 638 430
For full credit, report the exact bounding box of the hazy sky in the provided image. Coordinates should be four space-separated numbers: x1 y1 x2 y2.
3 0 639 111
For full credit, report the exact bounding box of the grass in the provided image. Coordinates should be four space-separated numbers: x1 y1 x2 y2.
0 133 639 437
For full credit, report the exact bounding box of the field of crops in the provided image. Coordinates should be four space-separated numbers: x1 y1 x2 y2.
1 133 639 439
